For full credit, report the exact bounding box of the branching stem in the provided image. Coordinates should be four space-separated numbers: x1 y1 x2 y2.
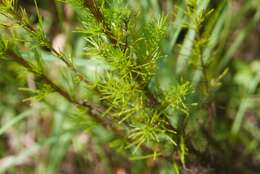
6 50 124 137
84 0 118 45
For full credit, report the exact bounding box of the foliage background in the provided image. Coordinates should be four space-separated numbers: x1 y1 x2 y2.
0 0 260 173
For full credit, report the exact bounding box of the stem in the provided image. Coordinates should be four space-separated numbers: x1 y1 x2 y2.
84 1 165 116
6 50 123 137
6 7 91 86
197 34 216 130
84 0 118 45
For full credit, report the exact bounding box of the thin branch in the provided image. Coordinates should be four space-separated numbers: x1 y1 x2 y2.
84 0 118 45
6 50 124 137
197 35 216 131
84 1 164 115
6 7 91 86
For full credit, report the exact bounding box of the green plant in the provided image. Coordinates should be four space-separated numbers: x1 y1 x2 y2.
0 0 259 173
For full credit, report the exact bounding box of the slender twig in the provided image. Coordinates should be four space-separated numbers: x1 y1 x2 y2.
6 50 125 137
197 34 216 130
84 0 164 112
84 0 118 45
122 17 130 53
6 8 91 86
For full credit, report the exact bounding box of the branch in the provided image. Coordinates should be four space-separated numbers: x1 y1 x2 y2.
5 7 91 86
84 0 118 45
6 50 124 136
196 34 216 131
84 1 165 119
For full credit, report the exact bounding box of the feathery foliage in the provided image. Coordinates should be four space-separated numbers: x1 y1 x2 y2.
0 0 260 173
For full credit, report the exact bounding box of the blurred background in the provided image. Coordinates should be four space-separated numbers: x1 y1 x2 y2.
0 0 260 173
